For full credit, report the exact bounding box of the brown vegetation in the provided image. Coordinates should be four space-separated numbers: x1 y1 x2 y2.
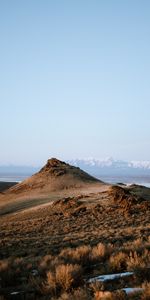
0 160 150 299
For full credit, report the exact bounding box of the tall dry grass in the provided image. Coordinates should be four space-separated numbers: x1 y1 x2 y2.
41 263 82 296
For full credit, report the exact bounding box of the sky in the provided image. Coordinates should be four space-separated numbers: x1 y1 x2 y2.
0 0 150 165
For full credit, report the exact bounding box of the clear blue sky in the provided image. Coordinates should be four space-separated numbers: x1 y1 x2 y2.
0 0 150 165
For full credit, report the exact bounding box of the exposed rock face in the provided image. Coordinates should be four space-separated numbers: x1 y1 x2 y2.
109 186 143 205
39 158 67 176
108 185 150 213
38 158 99 182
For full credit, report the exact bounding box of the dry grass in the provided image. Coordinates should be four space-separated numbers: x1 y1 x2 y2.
59 245 91 266
56 288 91 300
55 264 82 290
126 250 149 270
109 251 128 272
141 282 150 299
0 184 150 299
91 243 107 261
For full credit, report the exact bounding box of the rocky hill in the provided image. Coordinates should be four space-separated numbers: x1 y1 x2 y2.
4 158 102 196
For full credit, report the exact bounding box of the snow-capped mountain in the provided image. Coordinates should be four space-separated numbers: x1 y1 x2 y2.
68 158 150 176
1 158 150 177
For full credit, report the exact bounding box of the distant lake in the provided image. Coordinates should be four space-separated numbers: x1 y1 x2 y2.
97 175 150 188
0 174 29 183
0 173 150 188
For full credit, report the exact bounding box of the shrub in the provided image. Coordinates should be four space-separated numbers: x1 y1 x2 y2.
58 288 91 300
109 252 127 271
56 264 82 290
42 263 82 296
127 250 149 271
141 282 150 300
60 245 91 266
0 259 9 272
45 271 57 295
91 243 106 262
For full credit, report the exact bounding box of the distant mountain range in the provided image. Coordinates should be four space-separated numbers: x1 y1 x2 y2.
0 158 150 177
68 158 150 176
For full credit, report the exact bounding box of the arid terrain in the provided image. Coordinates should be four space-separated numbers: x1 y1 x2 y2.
0 159 150 299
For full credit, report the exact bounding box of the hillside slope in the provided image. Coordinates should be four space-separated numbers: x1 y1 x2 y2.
0 158 106 215
6 158 102 194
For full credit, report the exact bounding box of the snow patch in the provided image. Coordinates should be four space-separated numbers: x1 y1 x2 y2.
88 271 134 283
123 287 144 295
